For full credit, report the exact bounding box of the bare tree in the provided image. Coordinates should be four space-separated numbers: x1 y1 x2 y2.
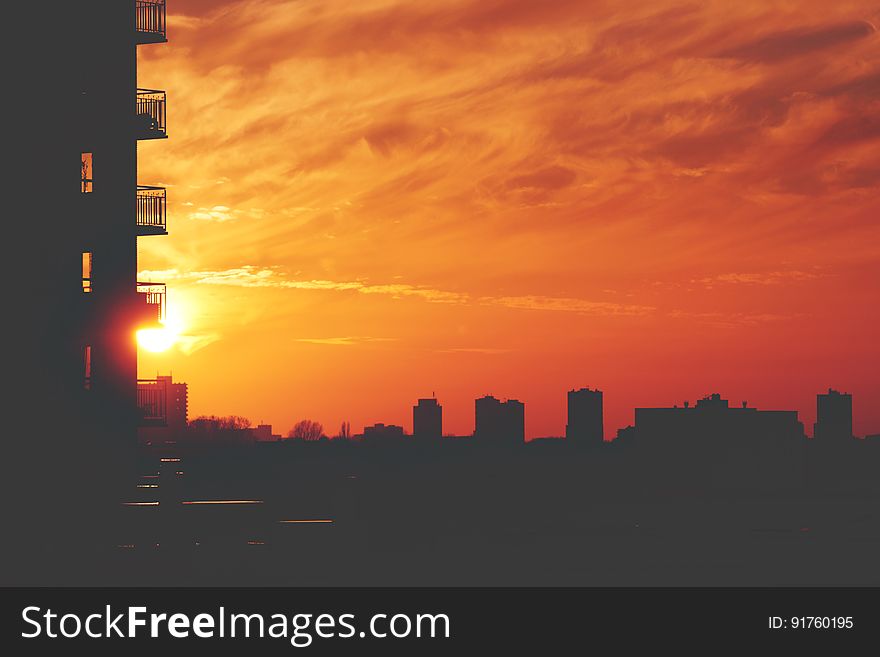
221 415 252 431
190 415 252 431
336 421 351 440
287 420 325 441
185 415 254 445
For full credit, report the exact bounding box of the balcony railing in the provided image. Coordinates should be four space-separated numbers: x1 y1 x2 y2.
137 282 166 323
136 1 167 44
137 185 167 235
136 89 167 139
137 378 168 427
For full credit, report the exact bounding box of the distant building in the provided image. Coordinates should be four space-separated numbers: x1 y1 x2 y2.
814 389 853 441
474 395 525 444
158 375 188 431
362 423 406 441
630 393 805 488
413 397 442 440
566 387 603 445
137 375 187 444
251 424 281 441
633 394 804 444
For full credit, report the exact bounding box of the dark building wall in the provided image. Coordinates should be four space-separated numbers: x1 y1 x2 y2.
413 398 442 440
7 2 166 580
475 396 525 444
79 3 141 447
814 389 853 441
566 388 603 444
362 424 406 441
631 396 805 490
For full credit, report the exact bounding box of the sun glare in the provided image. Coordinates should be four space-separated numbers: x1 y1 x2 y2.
137 327 176 353
137 313 184 353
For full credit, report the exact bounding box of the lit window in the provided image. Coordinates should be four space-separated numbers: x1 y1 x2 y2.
81 152 93 193
83 345 92 390
82 252 92 292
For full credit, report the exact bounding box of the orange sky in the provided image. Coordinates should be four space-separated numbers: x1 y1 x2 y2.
137 0 880 438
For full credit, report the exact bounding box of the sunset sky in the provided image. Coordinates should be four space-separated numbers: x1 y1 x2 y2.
137 0 880 438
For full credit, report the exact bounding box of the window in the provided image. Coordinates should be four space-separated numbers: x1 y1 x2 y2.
83 345 92 390
81 152 93 193
82 252 92 292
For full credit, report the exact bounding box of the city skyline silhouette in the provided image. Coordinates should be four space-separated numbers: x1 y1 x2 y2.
5 0 879 591
137 376 874 442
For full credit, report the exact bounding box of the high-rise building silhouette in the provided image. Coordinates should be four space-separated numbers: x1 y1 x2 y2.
566 387 603 445
474 395 525 444
11 0 171 570
413 397 442 439
814 389 853 441
74 1 171 445
164 375 188 431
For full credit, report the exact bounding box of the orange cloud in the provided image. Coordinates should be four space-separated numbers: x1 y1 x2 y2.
137 1 880 438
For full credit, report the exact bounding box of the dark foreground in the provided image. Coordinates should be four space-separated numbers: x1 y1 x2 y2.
5 440 880 586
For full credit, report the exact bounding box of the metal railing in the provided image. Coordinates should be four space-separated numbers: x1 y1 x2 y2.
136 88 166 138
137 185 167 233
137 282 166 322
137 378 168 426
136 1 167 41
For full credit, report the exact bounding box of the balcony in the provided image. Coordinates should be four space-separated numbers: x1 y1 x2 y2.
137 185 167 235
137 378 168 427
136 89 167 139
136 1 167 44
137 282 166 324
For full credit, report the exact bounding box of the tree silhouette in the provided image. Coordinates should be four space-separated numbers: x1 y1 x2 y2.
190 415 252 431
81 154 92 192
288 419 325 441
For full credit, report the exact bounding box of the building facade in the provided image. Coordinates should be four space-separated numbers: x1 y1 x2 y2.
362 423 406 441
413 397 443 440
566 387 604 445
474 395 525 444
10 2 171 575
814 389 853 441
137 374 188 443
631 393 805 489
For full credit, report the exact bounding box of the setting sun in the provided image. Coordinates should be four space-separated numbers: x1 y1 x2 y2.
137 326 177 353
137 311 184 353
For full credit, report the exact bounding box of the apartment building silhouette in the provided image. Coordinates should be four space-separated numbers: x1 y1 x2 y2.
10 2 171 566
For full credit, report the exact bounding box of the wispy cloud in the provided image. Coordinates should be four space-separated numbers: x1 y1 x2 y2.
487 295 652 316
666 310 798 328
695 270 823 287
189 205 236 222
143 266 652 316
715 20 875 63
295 336 396 346
437 347 512 355
176 332 222 355
134 0 880 436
